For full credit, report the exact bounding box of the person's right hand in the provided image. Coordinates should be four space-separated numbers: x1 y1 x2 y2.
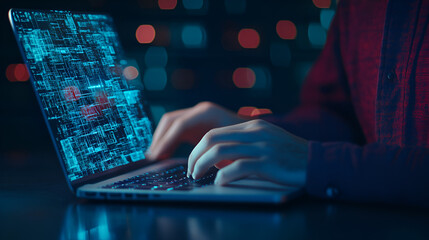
146 102 247 161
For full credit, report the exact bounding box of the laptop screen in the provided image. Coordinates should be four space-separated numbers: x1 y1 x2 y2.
10 9 153 182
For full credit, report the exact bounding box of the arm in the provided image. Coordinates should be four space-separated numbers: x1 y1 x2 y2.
264 0 364 144
308 142 429 207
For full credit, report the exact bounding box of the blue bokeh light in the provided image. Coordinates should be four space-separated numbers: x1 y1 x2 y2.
320 9 335 30
183 0 204 10
143 68 167 90
181 25 206 48
308 23 327 48
144 47 168 67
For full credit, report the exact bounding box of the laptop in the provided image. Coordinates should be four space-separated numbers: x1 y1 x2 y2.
9 8 302 204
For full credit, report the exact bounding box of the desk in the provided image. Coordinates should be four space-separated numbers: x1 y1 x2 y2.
1 153 428 240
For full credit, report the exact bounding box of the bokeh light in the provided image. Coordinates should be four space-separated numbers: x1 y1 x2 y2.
183 0 204 10
143 68 167 90
145 46 168 67
238 106 257 117
312 0 331 8
225 0 246 14
270 43 291 67
136 24 156 44
251 108 272 117
14 64 30 82
237 107 272 117
6 64 17 82
308 23 327 48
171 69 195 90
251 66 271 89
320 9 335 29
6 64 30 82
181 25 206 48
158 0 177 10
123 66 139 80
276 20 297 40
238 28 260 49
233 67 256 88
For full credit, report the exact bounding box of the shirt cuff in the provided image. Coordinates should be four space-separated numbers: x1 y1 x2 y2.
306 141 342 200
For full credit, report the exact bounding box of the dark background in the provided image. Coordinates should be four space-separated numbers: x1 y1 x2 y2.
0 0 335 161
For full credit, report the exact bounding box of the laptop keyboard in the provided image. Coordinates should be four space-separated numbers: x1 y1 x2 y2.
102 164 218 191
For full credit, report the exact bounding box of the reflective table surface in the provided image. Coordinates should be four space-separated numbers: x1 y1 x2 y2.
1 153 428 240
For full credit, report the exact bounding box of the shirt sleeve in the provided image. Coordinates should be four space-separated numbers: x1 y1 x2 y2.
263 0 365 144
307 142 429 207
263 2 429 207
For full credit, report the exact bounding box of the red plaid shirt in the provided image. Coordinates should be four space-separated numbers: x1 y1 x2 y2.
267 0 429 206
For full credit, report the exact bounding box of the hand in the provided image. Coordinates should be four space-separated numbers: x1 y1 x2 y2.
188 119 309 187
147 102 247 160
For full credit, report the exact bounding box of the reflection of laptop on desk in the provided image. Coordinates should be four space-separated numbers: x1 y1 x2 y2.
9 8 302 204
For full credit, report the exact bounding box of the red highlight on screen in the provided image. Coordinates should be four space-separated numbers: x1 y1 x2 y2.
136 25 156 44
238 28 260 49
158 0 177 10
6 63 30 82
63 86 81 102
233 67 256 88
276 20 297 40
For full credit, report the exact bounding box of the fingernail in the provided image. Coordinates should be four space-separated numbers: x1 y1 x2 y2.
186 171 190 178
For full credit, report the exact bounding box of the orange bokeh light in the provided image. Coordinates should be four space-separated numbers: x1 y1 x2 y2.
136 24 156 44
6 64 17 82
251 108 272 117
238 106 258 117
123 66 139 80
238 28 260 49
6 64 30 82
312 0 331 8
158 0 177 10
276 20 297 40
14 64 30 82
233 67 256 88
238 107 273 117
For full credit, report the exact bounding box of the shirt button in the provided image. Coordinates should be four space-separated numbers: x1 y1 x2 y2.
325 186 340 199
386 71 396 81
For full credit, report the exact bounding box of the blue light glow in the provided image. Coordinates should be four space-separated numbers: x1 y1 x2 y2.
11 9 152 181
181 25 206 48
308 23 327 48
251 66 271 89
183 0 204 10
143 68 167 90
320 9 335 30
144 46 168 67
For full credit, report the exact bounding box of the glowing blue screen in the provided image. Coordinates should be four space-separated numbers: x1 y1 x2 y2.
11 9 153 181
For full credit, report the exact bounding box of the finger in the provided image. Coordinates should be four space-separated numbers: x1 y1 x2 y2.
214 159 263 185
149 111 200 160
148 109 188 157
191 143 261 179
188 120 268 174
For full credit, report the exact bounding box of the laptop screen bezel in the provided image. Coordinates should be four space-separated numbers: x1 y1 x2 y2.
9 8 157 192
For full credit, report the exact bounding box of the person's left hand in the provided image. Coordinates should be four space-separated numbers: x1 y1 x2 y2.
187 119 309 187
